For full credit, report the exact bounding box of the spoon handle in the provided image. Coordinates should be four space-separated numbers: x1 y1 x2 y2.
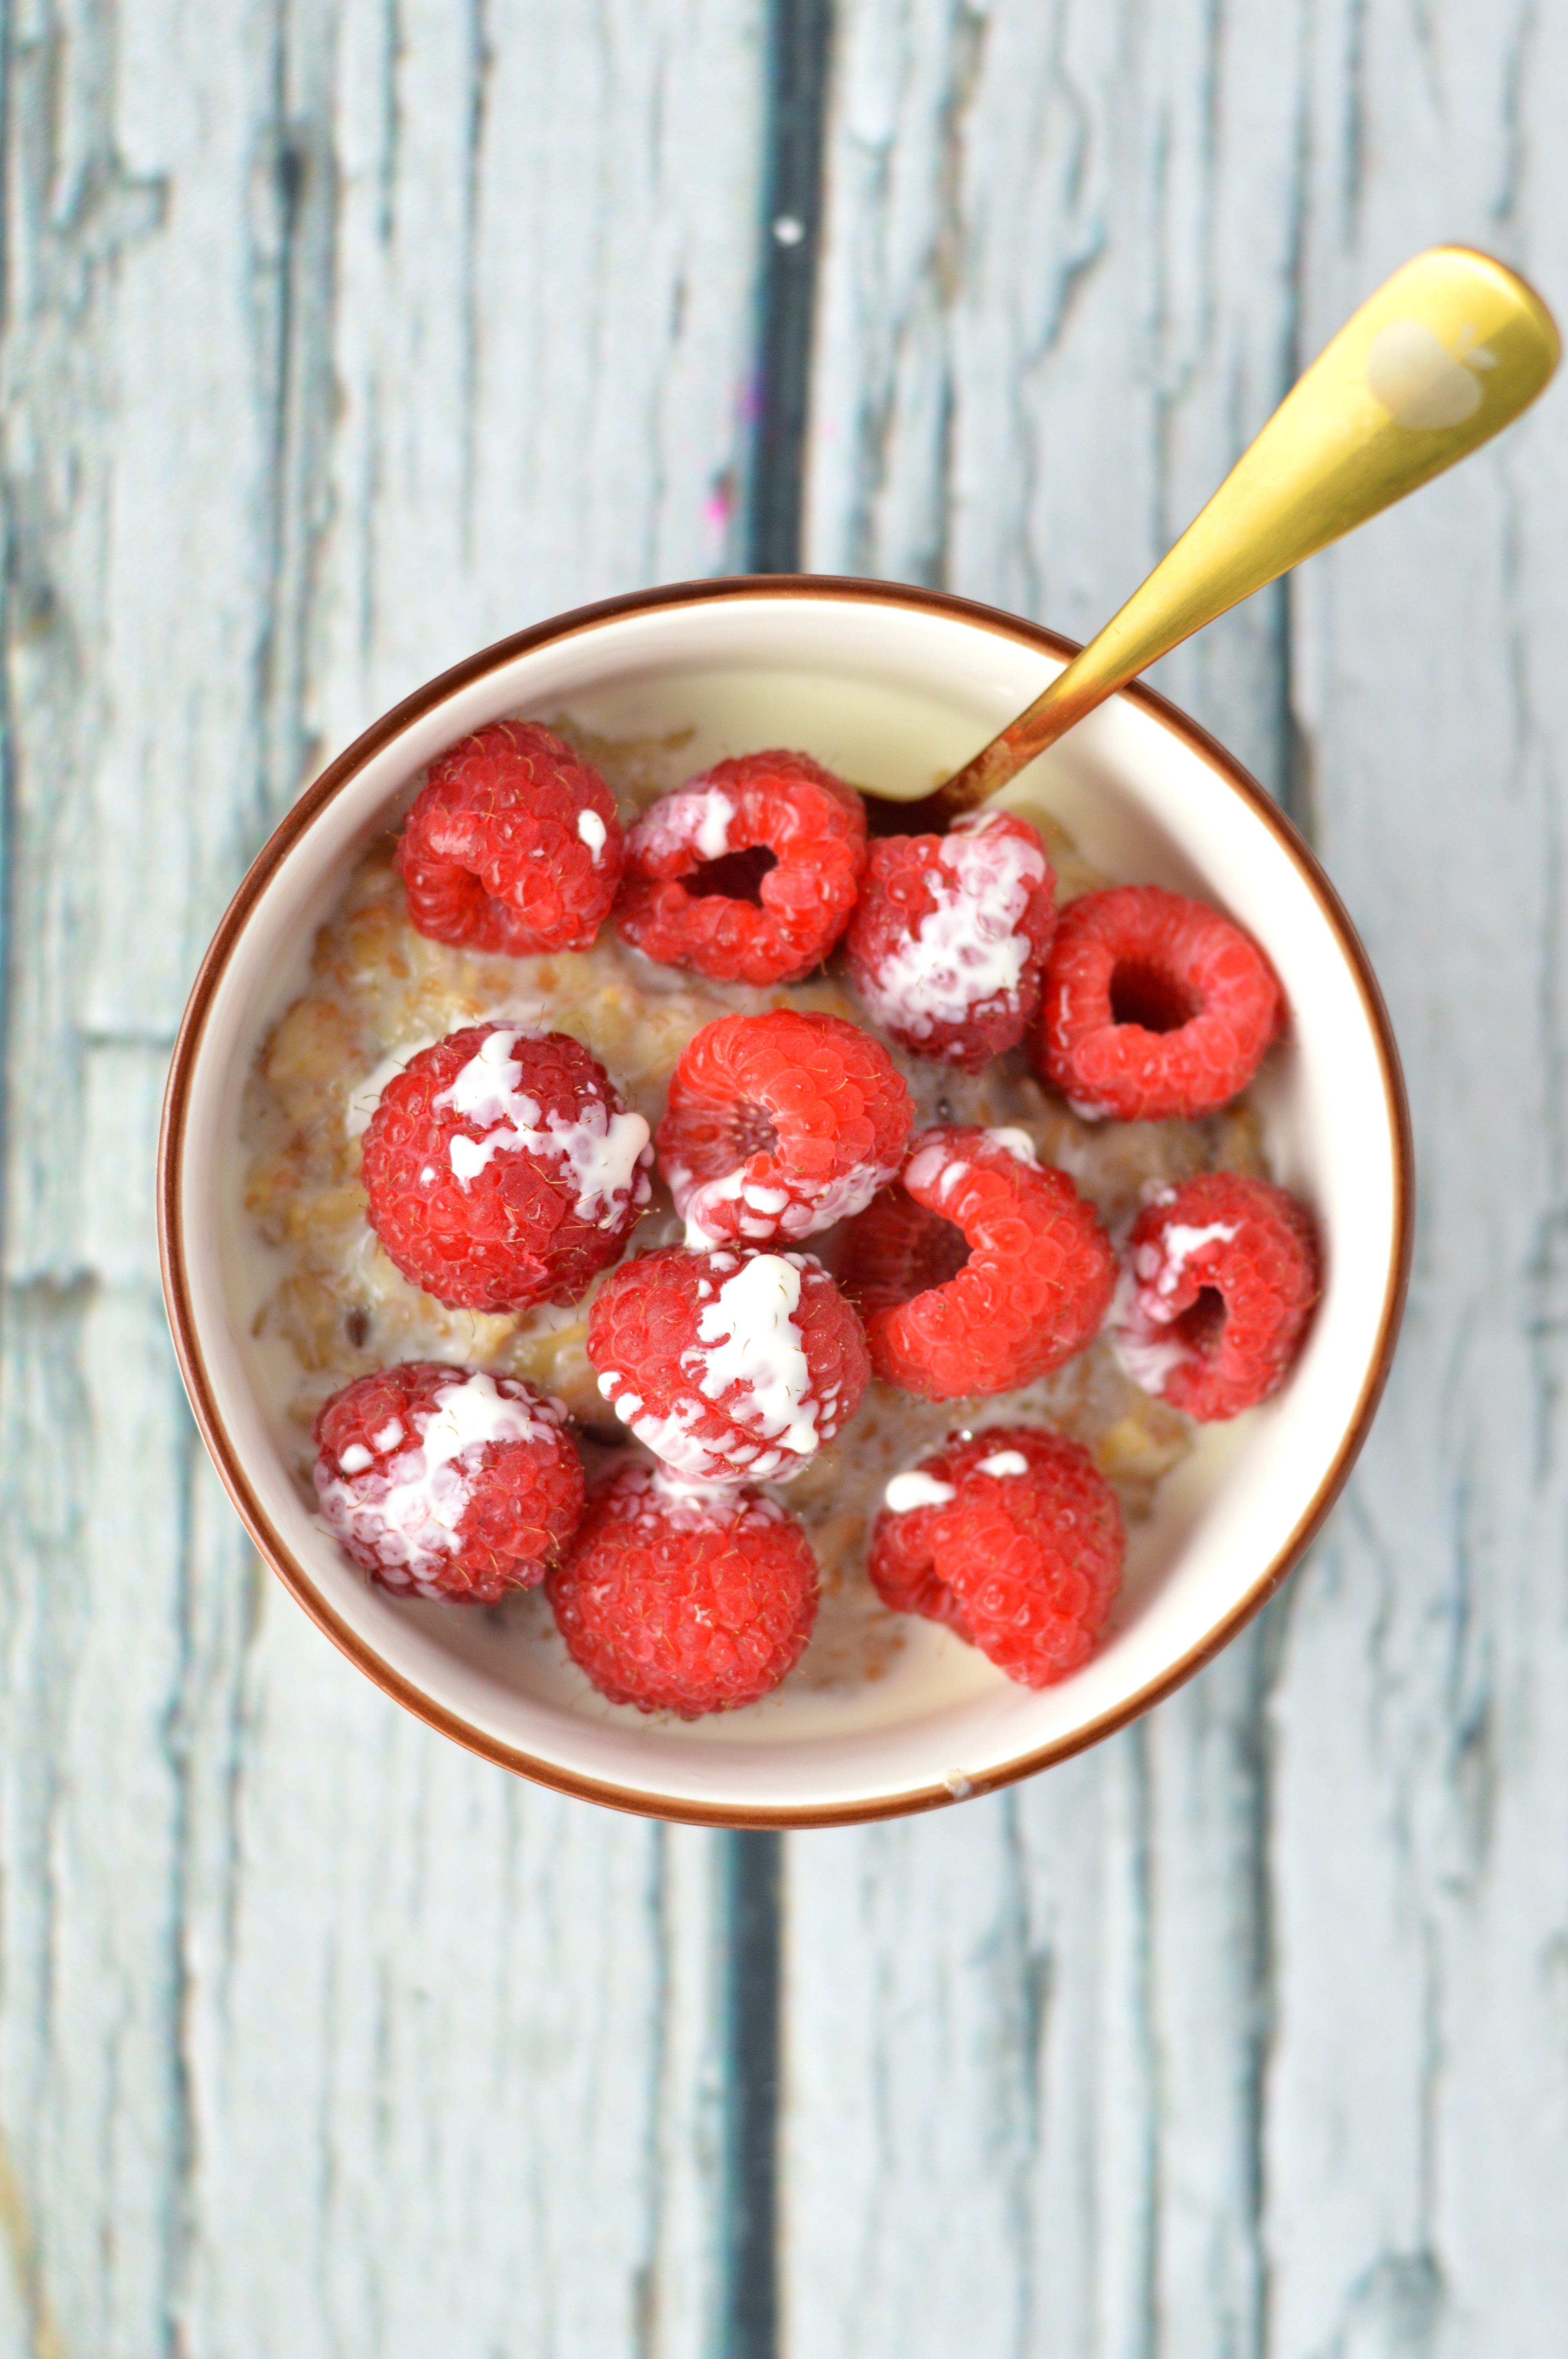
935 246 1559 817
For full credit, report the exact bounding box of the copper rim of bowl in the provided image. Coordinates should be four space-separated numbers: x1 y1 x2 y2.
157 574 1415 1829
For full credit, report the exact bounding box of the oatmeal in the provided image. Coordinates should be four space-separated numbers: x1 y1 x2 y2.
241 722 1275 1695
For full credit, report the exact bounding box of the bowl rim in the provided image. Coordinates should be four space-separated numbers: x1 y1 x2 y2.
157 573 1414 1828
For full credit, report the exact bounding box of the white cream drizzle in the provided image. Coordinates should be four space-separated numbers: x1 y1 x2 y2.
435 1028 651 1221
884 1470 957 1514
317 1371 559 1588
596 1252 830 1485
860 811 1047 1040
633 784 735 865
975 1449 1029 1479
676 1154 890 1249
904 1124 1037 1206
681 1254 818 1468
1135 1219 1241 1308
984 1125 1040 1169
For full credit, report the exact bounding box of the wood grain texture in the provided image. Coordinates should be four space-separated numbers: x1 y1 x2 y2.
7 2 1568 2353
1270 4 1568 2349
786 2 1568 2353
0 4 762 2352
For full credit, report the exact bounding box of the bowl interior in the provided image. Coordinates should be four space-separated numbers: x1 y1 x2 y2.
167 585 1405 1823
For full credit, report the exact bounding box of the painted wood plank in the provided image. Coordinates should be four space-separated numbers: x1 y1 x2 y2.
780 2 1566 2353
0 3 764 2351
1267 4 1568 2350
788 5 1301 2350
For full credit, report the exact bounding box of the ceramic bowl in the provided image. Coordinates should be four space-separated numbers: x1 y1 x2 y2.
158 578 1412 1826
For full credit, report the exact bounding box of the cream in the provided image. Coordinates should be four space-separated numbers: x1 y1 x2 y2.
683 1253 820 1471
436 1029 651 1221
975 1449 1029 1479
859 811 1046 1042
883 1470 957 1514
318 1371 556 1583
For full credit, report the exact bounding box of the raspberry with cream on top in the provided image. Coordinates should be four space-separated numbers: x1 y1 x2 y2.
614 749 867 985
362 1024 652 1311
840 1125 1116 1399
1109 1171 1318 1418
586 1245 869 1485
548 1463 818 1716
656 1008 913 1250
846 808 1057 1071
314 1363 585 1601
396 721 622 956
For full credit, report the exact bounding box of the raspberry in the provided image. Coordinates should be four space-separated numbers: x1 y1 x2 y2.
395 721 623 956
846 808 1057 1071
1109 1172 1318 1419
656 1009 913 1249
869 1426 1124 1687
362 1024 652 1311
1035 884 1280 1120
840 1125 1115 1399
614 749 867 985
586 1245 869 1484
314 1363 584 1602
547 1463 818 1716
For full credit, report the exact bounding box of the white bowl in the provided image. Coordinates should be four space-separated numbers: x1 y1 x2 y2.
159 579 1411 1826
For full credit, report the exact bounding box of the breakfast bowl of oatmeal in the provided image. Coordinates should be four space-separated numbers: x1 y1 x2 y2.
158 578 1411 1825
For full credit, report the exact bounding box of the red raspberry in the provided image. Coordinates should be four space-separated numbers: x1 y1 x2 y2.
1035 884 1280 1120
846 809 1057 1072
362 1024 652 1311
586 1245 869 1484
547 1463 818 1716
840 1125 1116 1399
869 1426 1124 1687
614 749 866 985
1110 1171 1319 1419
395 721 623 956
314 1363 584 1602
656 1009 913 1249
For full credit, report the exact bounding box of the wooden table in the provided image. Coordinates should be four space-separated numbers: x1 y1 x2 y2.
4 4 1564 2352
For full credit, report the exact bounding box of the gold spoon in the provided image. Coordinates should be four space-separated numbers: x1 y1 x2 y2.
867 245 1558 834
